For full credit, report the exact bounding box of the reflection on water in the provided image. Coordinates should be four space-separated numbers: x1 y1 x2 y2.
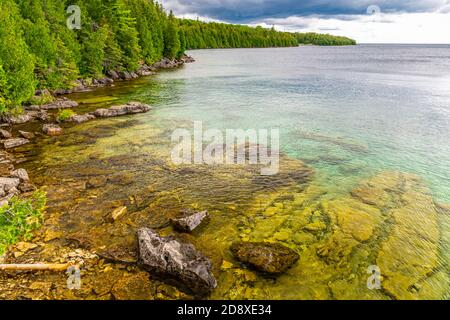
13 45 450 299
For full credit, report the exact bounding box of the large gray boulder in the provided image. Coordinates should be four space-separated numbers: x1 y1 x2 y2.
137 228 217 296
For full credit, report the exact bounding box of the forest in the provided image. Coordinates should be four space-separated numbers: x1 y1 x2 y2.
0 0 356 114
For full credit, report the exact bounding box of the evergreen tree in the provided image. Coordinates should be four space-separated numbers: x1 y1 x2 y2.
164 11 181 59
0 0 36 112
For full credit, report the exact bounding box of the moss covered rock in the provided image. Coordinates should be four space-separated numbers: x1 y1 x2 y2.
231 242 299 274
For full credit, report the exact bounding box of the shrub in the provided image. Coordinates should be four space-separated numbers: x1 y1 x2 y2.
56 109 76 122
0 190 46 255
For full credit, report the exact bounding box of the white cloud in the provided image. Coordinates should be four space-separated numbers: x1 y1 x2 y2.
260 12 450 43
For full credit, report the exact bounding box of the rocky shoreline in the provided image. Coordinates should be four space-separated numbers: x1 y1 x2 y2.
0 56 194 207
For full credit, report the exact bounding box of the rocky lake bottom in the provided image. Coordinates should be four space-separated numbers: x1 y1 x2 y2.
0 46 449 300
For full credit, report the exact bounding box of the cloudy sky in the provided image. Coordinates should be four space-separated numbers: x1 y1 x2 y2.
161 0 450 43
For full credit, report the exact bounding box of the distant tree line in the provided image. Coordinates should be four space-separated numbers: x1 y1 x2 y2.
0 0 356 113
295 32 357 46
179 20 299 49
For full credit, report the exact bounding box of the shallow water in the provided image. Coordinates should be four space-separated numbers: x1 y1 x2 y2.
14 45 450 299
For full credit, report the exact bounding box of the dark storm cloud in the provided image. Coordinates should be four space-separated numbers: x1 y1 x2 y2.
162 0 449 22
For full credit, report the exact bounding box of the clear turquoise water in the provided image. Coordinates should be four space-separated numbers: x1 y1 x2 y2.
137 44 450 203
27 44 449 299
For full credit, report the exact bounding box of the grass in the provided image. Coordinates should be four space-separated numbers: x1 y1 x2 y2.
0 190 46 255
56 109 76 122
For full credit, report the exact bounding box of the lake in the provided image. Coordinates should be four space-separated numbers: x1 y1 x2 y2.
17 44 450 299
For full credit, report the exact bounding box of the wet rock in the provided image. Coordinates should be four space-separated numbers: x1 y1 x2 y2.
137 65 156 76
18 131 35 139
170 210 209 232
43 124 63 136
69 114 96 124
181 55 195 63
11 168 29 182
106 70 120 80
92 102 151 118
0 177 19 194
138 228 217 296
40 98 78 110
27 110 50 121
2 138 30 149
119 71 132 80
18 182 36 193
2 114 34 124
230 242 299 274
112 206 127 221
152 58 183 69
0 129 12 139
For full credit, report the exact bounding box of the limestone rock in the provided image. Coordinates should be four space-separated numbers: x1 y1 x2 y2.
137 228 217 296
11 168 29 182
170 209 209 232
0 177 20 193
230 242 299 274
69 114 96 124
40 98 78 110
43 124 63 136
18 131 35 139
92 102 151 118
3 138 29 149
0 129 12 139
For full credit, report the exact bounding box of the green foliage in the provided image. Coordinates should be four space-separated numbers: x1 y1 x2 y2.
57 109 76 122
28 91 55 106
164 11 181 59
0 0 36 113
0 190 46 255
179 20 299 49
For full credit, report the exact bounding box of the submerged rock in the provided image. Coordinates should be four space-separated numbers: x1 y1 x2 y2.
18 130 35 139
170 209 209 232
40 98 78 110
43 124 63 136
2 114 33 124
3 138 29 149
137 228 217 296
69 114 96 124
230 242 299 274
0 129 12 139
92 102 151 118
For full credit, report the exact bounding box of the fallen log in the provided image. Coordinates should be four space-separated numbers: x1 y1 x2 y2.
0 263 71 272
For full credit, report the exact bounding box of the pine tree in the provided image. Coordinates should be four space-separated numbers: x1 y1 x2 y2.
0 0 36 112
163 11 180 59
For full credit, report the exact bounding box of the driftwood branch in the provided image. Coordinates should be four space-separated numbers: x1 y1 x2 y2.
0 263 71 272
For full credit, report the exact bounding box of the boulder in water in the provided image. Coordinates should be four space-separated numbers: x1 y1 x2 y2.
231 242 299 274
137 228 217 296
